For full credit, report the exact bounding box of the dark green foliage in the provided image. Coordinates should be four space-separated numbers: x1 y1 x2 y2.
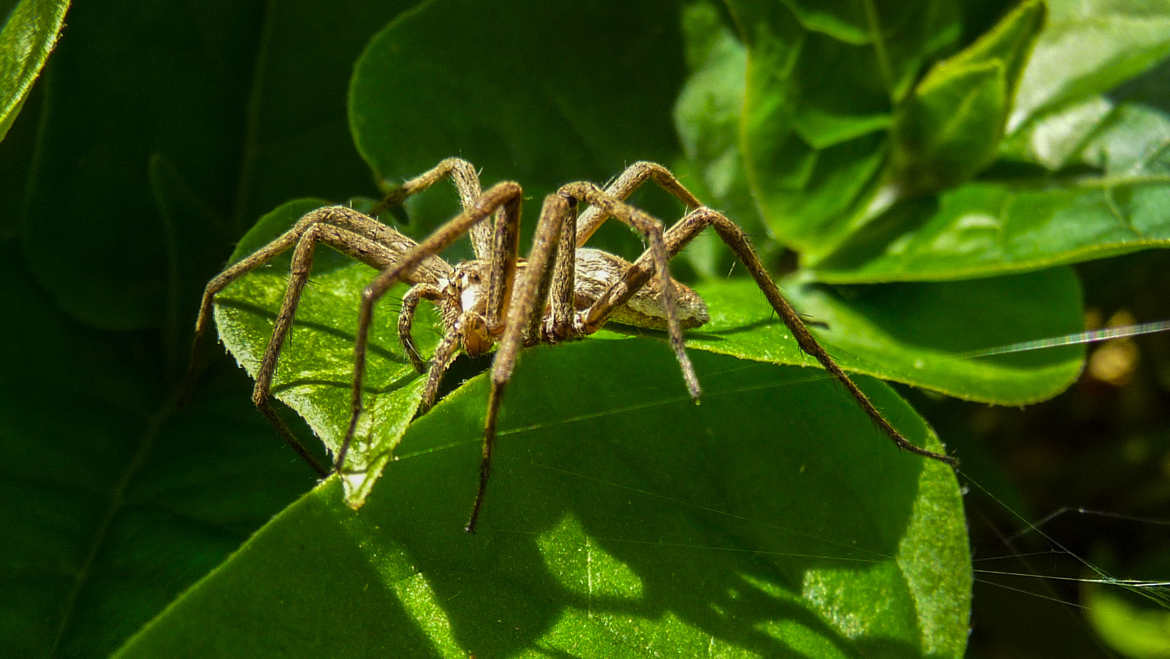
2 0 1168 656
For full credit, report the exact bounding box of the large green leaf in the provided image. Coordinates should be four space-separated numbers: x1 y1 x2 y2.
0 0 67 141
206 199 1082 516
19 0 412 330
1009 0 1170 131
348 0 687 249
118 341 970 657
689 267 1084 404
727 0 962 256
0 244 317 657
890 0 1044 194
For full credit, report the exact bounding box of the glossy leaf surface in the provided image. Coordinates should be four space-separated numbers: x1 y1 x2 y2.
119 341 970 657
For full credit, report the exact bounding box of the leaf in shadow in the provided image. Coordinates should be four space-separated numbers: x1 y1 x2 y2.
0 243 315 656
115 341 970 657
347 0 688 254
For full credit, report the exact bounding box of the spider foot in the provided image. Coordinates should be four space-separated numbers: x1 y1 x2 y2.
539 316 579 344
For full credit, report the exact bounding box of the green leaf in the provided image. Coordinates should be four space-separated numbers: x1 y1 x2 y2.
673 2 758 229
0 244 315 656
19 0 412 330
212 199 440 508
0 0 67 141
672 2 775 280
348 0 687 247
1086 586 1170 657
811 175 1170 282
892 60 1008 192
208 206 1081 528
688 266 1085 405
727 0 962 254
817 28 1170 281
1009 0 1170 131
117 341 970 657
890 0 1044 192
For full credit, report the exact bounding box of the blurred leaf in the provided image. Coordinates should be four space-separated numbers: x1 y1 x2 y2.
0 0 67 141
672 2 772 280
117 341 970 657
892 60 1007 192
817 16 1170 282
1003 94 1170 175
673 2 758 228
20 0 411 330
1087 586 1170 658
811 170 1170 283
349 0 687 249
726 0 961 255
0 244 315 656
1009 0 1170 132
891 0 1044 192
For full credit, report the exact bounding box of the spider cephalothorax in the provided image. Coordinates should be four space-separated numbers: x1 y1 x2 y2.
193 158 955 532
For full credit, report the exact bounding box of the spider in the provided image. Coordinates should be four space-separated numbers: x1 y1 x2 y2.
193 158 956 533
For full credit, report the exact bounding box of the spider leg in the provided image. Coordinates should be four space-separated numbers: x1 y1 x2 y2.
576 161 702 246
466 193 575 533
418 312 471 413
545 198 578 339
398 283 445 373
370 157 495 259
589 206 957 466
339 181 524 472
191 206 450 371
558 182 699 400
251 222 408 473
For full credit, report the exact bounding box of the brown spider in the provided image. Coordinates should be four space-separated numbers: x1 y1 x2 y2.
193 158 956 532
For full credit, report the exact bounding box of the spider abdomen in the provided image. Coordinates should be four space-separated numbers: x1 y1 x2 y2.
573 248 708 331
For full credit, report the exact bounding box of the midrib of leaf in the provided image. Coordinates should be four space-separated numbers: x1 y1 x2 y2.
48 392 179 656
230 0 277 233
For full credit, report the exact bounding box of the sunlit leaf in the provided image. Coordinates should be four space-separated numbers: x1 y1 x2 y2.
0 0 67 141
118 341 970 657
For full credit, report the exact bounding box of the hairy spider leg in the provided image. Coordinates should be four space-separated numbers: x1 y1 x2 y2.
588 205 958 466
540 161 703 341
467 178 718 532
544 194 578 338
418 315 466 412
252 222 416 457
191 206 451 472
468 193 576 533
397 283 445 372
575 161 702 246
371 157 493 258
558 182 698 400
339 182 524 472
388 158 522 362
